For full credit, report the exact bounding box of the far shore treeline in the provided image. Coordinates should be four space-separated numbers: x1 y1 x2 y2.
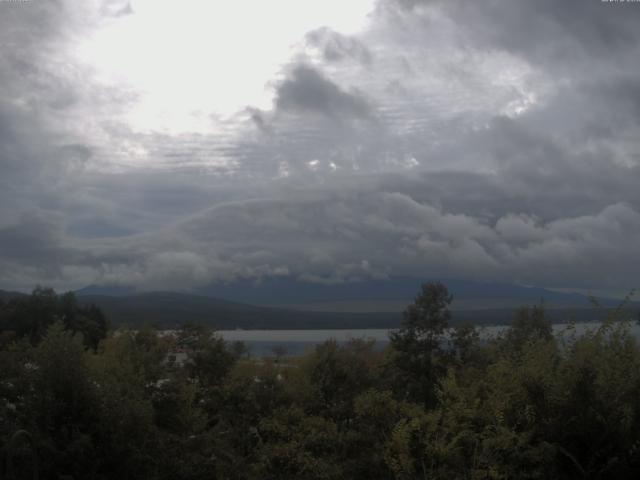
2 282 640 479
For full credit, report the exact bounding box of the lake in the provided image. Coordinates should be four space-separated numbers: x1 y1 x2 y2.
218 322 640 356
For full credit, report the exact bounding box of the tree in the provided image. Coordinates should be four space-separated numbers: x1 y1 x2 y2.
388 281 453 407
30 322 101 478
252 406 342 480
306 338 379 422
59 292 108 350
504 303 552 351
0 288 107 349
271 345 288 364
178 323 236 388
450 322 480 363
0 287 58 344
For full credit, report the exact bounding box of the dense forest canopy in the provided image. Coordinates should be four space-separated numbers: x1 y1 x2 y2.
1 283 640 479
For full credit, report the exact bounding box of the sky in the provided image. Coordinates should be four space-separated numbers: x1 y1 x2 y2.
1 0 640 296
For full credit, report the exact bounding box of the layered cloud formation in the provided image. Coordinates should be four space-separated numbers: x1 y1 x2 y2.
1 0 640 295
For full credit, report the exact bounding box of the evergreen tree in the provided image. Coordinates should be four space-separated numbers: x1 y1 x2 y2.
388 281 453 407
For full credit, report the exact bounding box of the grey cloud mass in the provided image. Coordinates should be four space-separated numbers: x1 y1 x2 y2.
274 65 374 120
1 0 640 296
304 27 373 65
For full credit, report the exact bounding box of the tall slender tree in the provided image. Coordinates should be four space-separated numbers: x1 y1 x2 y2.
388 281 453 407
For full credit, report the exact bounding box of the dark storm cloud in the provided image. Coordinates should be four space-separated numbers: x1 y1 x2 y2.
274 65 373 120
592 76 640 125
0 0 67 45
59 174 638 292
0 211 66 262
1 0 640 294
0 102 32 174
2 161 640 292
394 0 640 65
0 1 96 189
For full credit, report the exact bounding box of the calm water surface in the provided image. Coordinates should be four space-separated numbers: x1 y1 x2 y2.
218 322 640 356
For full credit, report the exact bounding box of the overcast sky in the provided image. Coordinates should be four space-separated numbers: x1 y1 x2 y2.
1 0 640 295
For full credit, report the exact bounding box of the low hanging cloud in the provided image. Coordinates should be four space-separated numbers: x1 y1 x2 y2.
2 176 640 293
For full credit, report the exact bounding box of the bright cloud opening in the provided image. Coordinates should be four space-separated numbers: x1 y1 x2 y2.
75 0 376 134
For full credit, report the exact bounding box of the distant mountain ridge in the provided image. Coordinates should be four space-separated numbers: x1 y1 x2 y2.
66 278 639 328
0 289 27 302
76 277 629 311
2 280 637 329
73 291 400 329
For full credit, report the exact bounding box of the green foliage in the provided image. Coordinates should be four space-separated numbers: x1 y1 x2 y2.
179 323 236 388
26 322 101 478
503 303 553 351
400 281 453 339
304 338 380 420
252 406 342 479
388 281 453 406
351 389 422 478
0 287 108 349
3 283 640 479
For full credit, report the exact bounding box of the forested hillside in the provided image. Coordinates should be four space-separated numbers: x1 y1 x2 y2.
2 283 640 479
